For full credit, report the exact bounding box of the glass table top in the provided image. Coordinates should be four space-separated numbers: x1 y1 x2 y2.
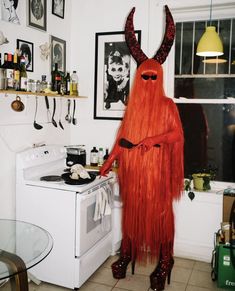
0 219 53 280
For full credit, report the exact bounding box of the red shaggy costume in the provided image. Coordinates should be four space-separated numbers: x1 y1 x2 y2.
100 6 184 291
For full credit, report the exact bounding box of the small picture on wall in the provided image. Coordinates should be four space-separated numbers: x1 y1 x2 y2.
28 0 47 31
17 39 34 72
52 0 65 19
50 35 66 73
0 0 20 24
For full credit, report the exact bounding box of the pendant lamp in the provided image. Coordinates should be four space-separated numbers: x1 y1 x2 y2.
196 0 223 57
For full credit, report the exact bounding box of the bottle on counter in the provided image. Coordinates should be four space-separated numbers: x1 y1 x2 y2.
90 147 98 167
20 56 27 91
51 63 62 93
98 147 104 166
103 148 109 161
70 70 79 96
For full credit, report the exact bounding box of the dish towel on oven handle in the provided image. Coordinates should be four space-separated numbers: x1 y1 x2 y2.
93 184 112 222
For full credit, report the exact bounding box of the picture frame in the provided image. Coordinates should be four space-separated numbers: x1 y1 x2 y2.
52 0 65 19
17 39 34 72
28 0 47 31
0 0 20 24
94 30 141 120
50 35 66 73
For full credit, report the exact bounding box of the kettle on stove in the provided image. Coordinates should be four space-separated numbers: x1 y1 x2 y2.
65 145 86 167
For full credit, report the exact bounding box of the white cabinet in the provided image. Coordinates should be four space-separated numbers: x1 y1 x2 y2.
173 189 223 262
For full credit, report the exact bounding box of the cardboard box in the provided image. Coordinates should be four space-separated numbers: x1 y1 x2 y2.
223 193 235 222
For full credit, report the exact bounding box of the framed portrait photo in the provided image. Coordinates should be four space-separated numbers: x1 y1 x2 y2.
52 0 65 19
17 39 34 72
94 30 141 120
28 0 47 31
0 0 20 24
50 35 66 73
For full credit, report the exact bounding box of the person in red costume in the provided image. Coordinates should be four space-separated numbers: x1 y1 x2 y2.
100 6 184 291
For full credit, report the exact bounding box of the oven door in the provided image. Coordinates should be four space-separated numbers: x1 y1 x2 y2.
75 184 112 257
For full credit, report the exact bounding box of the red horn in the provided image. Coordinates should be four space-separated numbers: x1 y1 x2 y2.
153 5 175 64
125 7 148 66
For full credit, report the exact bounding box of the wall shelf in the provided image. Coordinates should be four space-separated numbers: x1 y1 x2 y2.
0 90 87 99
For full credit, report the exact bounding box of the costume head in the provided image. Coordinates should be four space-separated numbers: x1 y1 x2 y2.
120 6 176 141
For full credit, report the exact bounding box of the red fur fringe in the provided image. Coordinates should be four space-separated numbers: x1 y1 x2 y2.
114 60 184 263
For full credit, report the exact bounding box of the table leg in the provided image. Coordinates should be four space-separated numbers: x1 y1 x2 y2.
0 250 28 291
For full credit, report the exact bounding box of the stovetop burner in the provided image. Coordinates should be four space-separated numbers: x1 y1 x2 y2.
40 175 63 182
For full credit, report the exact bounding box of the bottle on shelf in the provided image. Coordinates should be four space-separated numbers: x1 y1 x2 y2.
70 70 79 96
90 147 98 167
51 63 62 93
6 53 14 90
40 75 47 92
13 50 20 91
103 148 109 161
1 53 8 69
98 148 104 166
0 53 7 90
65 72 70 95
19 56 27 91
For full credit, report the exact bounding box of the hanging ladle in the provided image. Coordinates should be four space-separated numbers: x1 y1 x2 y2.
59 98 64 130
51 97 57 127
33 96 43 130
72 99 77 125
65 99 71 123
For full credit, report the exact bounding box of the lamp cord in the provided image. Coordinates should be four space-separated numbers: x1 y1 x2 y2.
209 0 212 25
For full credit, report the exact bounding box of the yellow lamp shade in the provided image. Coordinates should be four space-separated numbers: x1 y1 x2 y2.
196 26 223 57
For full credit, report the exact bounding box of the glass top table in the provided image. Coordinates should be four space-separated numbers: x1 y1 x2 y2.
0 219 53 288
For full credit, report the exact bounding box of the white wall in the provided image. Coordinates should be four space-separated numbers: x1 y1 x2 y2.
0 0 72 218
0 0 234 219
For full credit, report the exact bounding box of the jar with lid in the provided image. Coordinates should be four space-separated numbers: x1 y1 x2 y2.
31 80 37 93
27 79 33 92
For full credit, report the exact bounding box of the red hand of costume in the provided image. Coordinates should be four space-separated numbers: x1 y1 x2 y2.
99 143 120 176
138 130 183 152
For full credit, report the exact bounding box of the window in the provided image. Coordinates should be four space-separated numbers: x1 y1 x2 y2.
174 18 235 182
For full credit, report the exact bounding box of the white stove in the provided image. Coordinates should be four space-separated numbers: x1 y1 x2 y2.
15 144 114 289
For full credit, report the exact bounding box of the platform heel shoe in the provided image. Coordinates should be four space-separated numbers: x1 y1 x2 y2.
111 255 136 279
150 255 174 291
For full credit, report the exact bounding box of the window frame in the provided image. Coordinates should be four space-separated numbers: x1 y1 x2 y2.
164 2 235 186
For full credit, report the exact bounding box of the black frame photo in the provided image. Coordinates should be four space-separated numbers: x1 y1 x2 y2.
94 30 141 120
28 0 47 31
52 0 65 19
50 35 66 73
17 39 34 72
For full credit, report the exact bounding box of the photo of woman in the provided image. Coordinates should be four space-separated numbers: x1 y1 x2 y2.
17 39 34 72
104 42 130 110
1 0 20 24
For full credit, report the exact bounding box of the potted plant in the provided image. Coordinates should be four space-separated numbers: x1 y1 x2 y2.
190 167 217 191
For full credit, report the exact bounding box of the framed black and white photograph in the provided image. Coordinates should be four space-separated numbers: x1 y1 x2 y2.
50 35 66 73
0 0 20 24
94 30 141 120
28 0 47 31
52 0 65 19
17 39 34 72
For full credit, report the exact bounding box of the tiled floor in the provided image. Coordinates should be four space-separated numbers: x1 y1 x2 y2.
0 255 228 291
